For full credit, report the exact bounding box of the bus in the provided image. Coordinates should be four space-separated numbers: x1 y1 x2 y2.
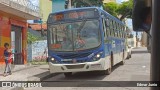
47 7 128 77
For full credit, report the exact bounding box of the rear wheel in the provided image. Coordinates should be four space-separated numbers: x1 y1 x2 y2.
120 52 125 65
64 72 72 77
129 54 131 58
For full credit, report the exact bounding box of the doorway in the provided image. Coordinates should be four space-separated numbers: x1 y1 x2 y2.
11 25 23 64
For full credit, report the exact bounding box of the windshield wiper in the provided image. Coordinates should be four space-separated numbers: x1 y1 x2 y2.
77 20 87 34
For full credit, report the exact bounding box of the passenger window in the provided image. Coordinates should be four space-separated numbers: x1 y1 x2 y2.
105 18 110 37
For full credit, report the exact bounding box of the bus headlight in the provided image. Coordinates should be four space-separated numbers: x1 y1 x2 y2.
50 58 59 64
51 58 55 61
96 54 101 58
93 52 103 61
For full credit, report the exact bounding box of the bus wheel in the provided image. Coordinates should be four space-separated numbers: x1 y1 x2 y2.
120 52 125 65
64 72 72 77
103 56 112 75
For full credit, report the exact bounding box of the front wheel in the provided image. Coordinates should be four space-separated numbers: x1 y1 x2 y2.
103 56 112 75
64 72 72 77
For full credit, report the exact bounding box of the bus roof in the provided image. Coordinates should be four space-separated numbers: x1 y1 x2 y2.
100 9 125 25
50 7 101 14
49 7 125 26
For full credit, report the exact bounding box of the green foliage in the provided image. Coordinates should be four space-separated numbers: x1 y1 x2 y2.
103 0 133 21
27 32 41 44
103 2 119 18
72 0 103 7
117 0 133 20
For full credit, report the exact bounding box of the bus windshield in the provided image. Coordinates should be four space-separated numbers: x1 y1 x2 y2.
48 19 101 51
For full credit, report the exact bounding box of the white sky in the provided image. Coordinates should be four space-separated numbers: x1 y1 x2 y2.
117 0 129 3
30 0 39 6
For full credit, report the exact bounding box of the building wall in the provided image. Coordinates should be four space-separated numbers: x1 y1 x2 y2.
0 11 27 64
39 0 52 22
103 0 116 3
32 40 48 61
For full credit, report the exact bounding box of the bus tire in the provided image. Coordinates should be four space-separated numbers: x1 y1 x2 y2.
120 51 125 65
129 54 131 58
103 55 112 75
64 72 72 77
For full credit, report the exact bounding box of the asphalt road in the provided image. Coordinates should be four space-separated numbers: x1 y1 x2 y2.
24 47 151 90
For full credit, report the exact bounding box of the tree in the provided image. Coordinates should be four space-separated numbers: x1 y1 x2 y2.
27 32 41 44
117 0 133 20
103 2 119 18
103 0 133 21
72 0 103 7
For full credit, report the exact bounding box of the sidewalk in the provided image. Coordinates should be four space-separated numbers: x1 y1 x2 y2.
0 64 58 81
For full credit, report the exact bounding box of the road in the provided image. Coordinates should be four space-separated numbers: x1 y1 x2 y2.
24 47 151 90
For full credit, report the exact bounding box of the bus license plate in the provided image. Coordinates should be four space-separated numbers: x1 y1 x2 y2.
91 64 101 68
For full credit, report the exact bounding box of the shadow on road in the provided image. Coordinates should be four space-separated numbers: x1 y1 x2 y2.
131 50 149 54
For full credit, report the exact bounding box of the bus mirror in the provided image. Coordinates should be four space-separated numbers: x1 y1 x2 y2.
132 0 151 32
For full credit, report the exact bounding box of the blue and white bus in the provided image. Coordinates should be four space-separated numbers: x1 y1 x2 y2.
47 7 127 77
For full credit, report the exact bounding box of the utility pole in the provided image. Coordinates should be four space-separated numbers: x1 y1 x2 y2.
136 31 138 47
65 0 71 9
68 0 71 9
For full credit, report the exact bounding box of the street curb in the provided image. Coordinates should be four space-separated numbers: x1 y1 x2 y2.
12 65 39 73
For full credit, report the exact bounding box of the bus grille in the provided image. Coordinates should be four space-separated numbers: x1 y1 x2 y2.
57 53 91 59
65 64 85 69
62 59 88 64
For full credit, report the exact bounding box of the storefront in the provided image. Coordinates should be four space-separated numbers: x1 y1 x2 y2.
0 11 27 65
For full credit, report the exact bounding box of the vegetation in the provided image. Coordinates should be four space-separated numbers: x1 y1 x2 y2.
72 0 103 7
71 0 133 21
103 0 133 21
27 32 41 44
103 2 119 18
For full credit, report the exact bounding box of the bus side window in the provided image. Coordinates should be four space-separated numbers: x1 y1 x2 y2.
117 23 120 38
118 23 121 38
121 26 123 38
122 26 124 38
113 21 116 37
115 22 118 37
106 18 110 37
121 25 122 38
109 19 113 37
102 18 107 38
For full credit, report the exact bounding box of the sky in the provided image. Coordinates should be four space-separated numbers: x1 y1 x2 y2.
30 0 39 6
116 0 129 3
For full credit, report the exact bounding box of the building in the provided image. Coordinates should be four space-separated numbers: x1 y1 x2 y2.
39 0 52 22
27 0 52 62
103 0 116 4
0 0 40 65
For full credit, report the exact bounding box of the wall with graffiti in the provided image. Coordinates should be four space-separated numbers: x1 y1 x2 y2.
27 40 48 62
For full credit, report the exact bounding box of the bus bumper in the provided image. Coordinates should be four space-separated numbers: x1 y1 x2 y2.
49 57 110 73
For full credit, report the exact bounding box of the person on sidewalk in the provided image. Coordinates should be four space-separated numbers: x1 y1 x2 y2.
3 43 12 77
